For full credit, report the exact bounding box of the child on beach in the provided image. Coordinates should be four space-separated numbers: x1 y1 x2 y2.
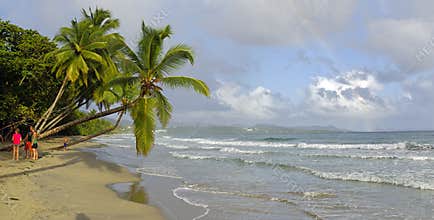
63 137 68 151
24 127 34 159
12 129 22 160
31 130 38 160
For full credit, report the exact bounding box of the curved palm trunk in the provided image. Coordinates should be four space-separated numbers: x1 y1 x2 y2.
48 110 124 150
0 119 25 131
42 100 87 133
39 103 130 139
35 75 69 132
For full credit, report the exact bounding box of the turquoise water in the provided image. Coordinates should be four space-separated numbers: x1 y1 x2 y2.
91 127 434 219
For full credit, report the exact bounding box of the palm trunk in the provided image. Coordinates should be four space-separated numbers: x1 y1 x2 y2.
39 103 130 139
0 119 25 131
48 111 124 150
35 75 69 132
41 101 85 133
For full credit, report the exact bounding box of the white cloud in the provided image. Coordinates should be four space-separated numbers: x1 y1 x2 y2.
214 82 290 120
367 18 434 73
306 70 392 118
199 0 356 45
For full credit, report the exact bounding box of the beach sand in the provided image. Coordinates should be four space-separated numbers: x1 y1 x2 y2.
0 138 164 220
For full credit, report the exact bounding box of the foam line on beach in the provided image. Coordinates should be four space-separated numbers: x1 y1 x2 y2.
179 184 323 220
136 168 183 179
172 187 210 220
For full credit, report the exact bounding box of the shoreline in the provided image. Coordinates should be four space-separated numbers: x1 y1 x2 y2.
84 140 207 220
0 137 165 220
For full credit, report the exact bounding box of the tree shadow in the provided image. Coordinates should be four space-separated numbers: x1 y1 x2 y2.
0 158 81 179
75 213 91 220
0 148 125 179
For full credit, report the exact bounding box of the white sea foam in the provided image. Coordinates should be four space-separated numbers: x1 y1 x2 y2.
172 187 210 220
136 167 183 179
170 153 434 190
302 168 434 190
110 144 132 148
296 142 407 150
136 168 183 179
165 137 421 150
170 152 222 160
170 137 297 148
303 154 434 161
219 147 264 154
161 144 190 150
199 146 221 150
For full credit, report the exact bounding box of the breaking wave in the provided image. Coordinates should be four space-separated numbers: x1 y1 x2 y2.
169 137 297 148
164 137 433 151
219 147 265 154
170 153 434 190
303 154 434 161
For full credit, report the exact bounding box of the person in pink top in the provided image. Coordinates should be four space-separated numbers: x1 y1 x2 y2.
12 128 22 160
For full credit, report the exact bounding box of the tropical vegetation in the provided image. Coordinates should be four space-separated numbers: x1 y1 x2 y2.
0 7 210 155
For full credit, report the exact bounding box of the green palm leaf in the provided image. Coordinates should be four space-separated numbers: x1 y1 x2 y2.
155 91 172 127
161 76 210 97
154 44 194 77
131 97 156 155
81 50 103 63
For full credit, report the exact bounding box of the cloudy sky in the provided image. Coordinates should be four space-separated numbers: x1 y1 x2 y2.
2 0 434 131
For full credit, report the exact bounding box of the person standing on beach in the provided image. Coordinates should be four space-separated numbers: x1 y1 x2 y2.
31 130 39 160
24 126 34 159
12 128 22 160
63 137 68 151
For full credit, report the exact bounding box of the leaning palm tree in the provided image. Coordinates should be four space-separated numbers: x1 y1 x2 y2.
113 22 210 155
35 8 123 133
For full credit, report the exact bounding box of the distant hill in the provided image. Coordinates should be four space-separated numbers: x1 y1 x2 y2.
253 124 349 132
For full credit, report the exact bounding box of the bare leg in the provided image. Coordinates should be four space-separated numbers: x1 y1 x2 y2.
13 147 19 160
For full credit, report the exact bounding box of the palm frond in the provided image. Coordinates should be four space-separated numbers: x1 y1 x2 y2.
120 43 146 72
84 41 108 50
138 22 172 70
106 76 141 88
154 44 194 77
81 50 104 63
131 97 156 155
161 76 210 97
154 91 172 127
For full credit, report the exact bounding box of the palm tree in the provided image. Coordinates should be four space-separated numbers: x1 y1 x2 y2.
35 8 123 133
114 22 210 155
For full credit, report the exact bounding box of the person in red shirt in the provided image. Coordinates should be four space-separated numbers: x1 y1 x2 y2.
12 128 22 160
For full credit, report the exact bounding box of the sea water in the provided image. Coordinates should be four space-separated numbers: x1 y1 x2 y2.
90 127 434 219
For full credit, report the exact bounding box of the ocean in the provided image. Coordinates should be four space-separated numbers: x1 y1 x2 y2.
89 126 434 219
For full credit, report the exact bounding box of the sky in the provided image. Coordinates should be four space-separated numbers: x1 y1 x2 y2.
2 0 434 131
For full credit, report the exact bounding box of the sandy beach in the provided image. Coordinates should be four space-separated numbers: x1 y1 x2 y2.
0 138 164 220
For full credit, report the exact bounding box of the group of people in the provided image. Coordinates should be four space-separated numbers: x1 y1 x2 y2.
11 126 38 160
